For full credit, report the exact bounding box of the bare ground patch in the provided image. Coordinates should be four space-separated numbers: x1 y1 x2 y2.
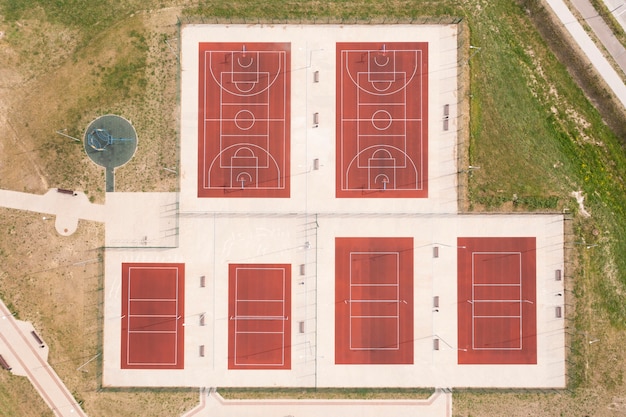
0 5 197 416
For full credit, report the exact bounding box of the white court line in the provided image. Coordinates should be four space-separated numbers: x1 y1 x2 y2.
233 267 286 367
339 47 425 193
218 74 270 169
126 267 180 366
202 49 287 192
343 118 423 121
351 283 399 287
349 251 400 351
125 360 178 366
473 283 520 287
356 71 409 170
368 50 397 83
128 330 178 334
471 252 523 351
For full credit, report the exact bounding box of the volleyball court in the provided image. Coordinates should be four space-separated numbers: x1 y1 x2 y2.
335 238 413 364
349 251 401 351
228 264 291 369
457 238 537 364
121 263 185 369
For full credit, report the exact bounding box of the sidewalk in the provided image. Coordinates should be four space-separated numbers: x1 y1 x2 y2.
0 188 105 235
569 0 626 73
603 0 626 32
0 299 87 417
545 0 626 109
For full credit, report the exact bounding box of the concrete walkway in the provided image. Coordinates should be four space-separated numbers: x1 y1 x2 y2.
181 388 452 417
570 0 626 73
603 0 626 32
0 188 105 236
544 0 626 109
0 299 87 417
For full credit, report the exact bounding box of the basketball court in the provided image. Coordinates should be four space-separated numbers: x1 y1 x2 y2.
179 24 458 214
100 24 565 394
337 42 428 197
198 43 290 197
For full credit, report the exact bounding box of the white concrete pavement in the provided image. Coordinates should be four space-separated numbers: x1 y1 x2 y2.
603 0 626 32
0 188 105 235
544 0 626 109
0 299 87 417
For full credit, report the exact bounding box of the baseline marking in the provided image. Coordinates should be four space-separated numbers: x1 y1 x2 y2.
231 266 289 368
349 251 400 351
470 252 523 351
120 265 181 366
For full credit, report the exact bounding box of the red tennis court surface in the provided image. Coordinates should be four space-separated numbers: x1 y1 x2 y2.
198 42 290 198
121 263 185 369
335 238 414 364
228 264 291 369
336 42 428 198
457 237 537 364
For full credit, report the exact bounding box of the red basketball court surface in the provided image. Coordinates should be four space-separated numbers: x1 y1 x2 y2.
198 42 290 198
457 237 537 364
121 263 185 369
336 42 428 198
335 237 414 364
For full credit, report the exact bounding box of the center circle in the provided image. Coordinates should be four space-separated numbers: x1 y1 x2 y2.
371 110 393 131
234 110 255 130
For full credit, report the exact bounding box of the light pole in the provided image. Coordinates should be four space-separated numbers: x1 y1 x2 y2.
468 45 482 63
459 166 480 174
